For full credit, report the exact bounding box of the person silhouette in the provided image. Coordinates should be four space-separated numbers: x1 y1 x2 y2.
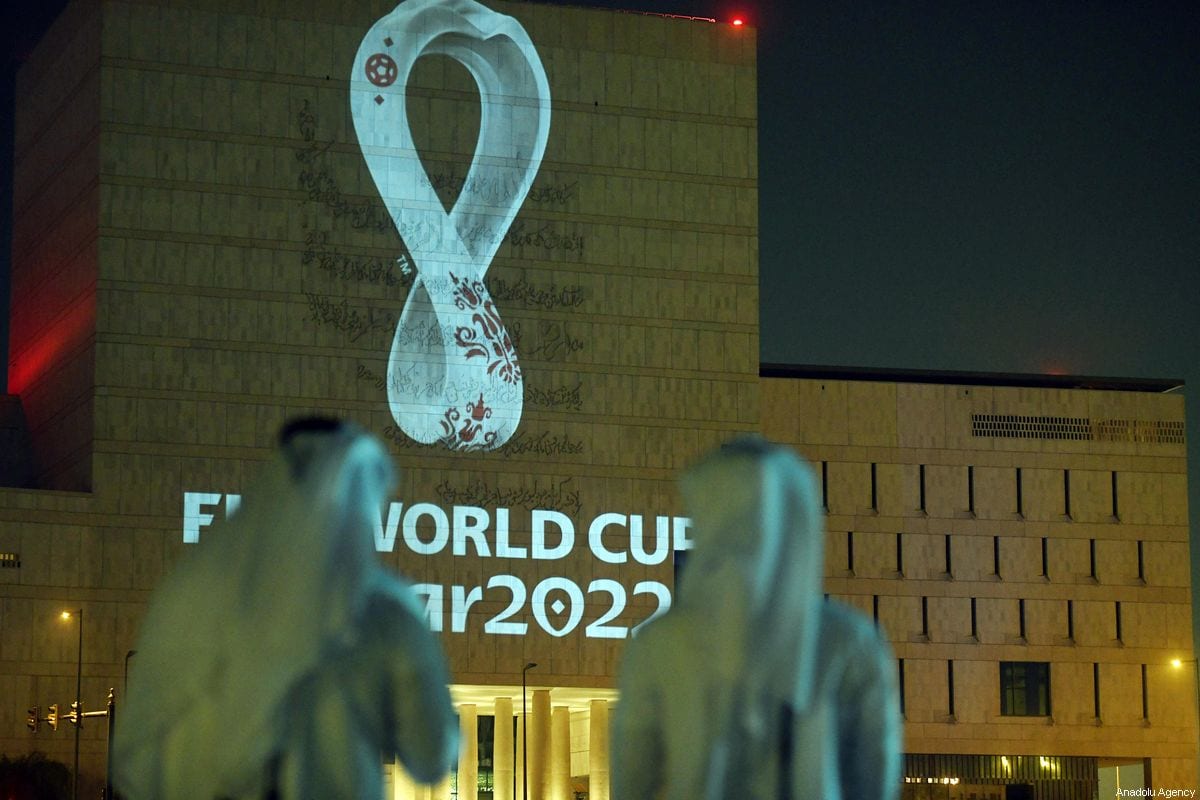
612 437 901 800
114 418 458 799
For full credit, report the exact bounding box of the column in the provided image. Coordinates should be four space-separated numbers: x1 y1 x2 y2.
458 704 478 800
390 758 413 800
494 697 514 800
433 771 453 800
550 706 571 800
515 711 525 800
588 700 610 800
530 689 551 800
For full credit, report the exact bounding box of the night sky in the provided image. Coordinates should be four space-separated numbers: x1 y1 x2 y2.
4 0 1199 598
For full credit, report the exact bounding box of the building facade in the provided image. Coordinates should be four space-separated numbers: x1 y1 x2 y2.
3 0 756 797
763 366 1196 799
1 0 1195 798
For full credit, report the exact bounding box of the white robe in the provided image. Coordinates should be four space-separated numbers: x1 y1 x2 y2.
114 422 458 799
611 438 901 800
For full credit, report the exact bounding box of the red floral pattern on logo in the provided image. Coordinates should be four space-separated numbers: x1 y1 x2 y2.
451 272 521 385
437 394 499 451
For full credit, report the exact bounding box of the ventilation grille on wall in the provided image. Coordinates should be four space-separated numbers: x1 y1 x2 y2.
0 552 19 568
972 414 1186 445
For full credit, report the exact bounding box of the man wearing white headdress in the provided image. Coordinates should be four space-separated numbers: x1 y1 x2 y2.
114 418 459 800
611 437 901 800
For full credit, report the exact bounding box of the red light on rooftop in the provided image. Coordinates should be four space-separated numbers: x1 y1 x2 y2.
732 18 744 26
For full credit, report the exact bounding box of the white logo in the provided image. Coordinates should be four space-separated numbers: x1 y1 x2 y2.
350 0 552 450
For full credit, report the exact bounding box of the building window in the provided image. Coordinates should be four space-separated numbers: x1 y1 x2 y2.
846 531 854 573
1067 600 1074 641
1115 601 1122 642
1089 538 1097 580
1064 469 1072 518
921 596 929 638
1141 664 1149 719
993 535 1001 578
967 466 975 514
1015 467 1023 516
896 532 904 576
1093 662 1101 718
944 533 952 576
1000 661 1051 716
918 464 926 513
1137 539 1145 583
1040 537 1048 578
1111 471 1120 520
872 595 880 625
898 659 906 717
1018 599 1026 641
970 597 978 639
947 660 956 717
821 461 829 512
870 463 878 511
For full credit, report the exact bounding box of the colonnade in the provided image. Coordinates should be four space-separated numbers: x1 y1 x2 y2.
386 694 612 800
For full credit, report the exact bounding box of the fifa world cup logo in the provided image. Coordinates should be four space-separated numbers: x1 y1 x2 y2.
350 0 551 450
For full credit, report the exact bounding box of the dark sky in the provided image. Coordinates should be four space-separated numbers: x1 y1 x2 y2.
4 0 1199 580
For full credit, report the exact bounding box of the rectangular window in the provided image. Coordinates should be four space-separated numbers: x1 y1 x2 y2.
846 531 854 573
896 532 904 575
1141 664 1149 719
1040 537 1048 578
948 660 955 717
1000 661 1051 716
1093 662 1101 718
1137 540 1145 583
967 466 975 514
821 461 829 512
1015 467 1023 516
921 596 929 638
1111 471 1119 520
1089 539 1097 580
919 464 926 513
898 659 906 717
870 463 878 511
1018 599 1026 640
970 597 978 639
1064 469 1072 518
1067 600 1074 641
1115 601 1122 642
993 535 1001 578
944 534 952 575
872 595 880 625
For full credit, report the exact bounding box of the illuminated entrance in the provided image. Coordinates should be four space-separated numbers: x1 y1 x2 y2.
386 686 617 800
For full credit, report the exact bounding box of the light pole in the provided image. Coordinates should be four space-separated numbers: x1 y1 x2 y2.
522 662 537 800
61 609 82 800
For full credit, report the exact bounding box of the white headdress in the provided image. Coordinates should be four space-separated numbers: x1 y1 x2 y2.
115 420 418 798
674 437 824 796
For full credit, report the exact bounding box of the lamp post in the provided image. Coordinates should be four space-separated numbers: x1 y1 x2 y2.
522 662 537 800
62 609 82 800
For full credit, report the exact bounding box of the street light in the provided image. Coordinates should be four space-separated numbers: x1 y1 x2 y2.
61 609 82 800
522 662 537 800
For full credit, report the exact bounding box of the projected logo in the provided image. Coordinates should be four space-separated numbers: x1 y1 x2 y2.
350 0 551 450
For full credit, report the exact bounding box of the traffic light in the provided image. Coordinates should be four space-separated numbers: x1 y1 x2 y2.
46 703 59 731
26 705 39 732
